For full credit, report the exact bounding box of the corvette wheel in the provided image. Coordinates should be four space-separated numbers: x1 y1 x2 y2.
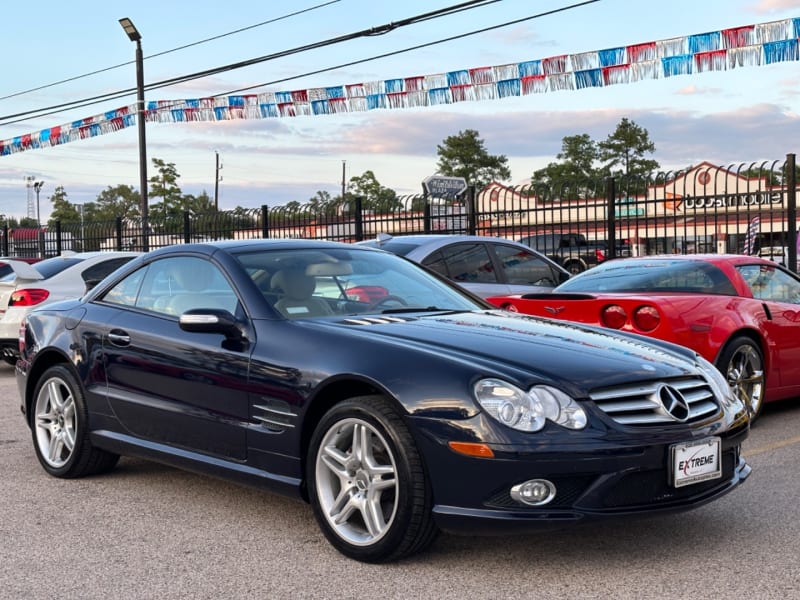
717 337 765 420
308 396 437 562
31 365 119 478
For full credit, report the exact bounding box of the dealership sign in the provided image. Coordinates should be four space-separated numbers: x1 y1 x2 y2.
681 191 783 210
423 175 468 198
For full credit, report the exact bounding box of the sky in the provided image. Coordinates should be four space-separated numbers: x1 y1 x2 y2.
1 0 800 221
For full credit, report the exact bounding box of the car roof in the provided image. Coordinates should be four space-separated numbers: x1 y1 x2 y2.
360 234 526 245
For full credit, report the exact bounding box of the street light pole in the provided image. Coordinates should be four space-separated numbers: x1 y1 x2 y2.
119 17 149 251
33 181 45 227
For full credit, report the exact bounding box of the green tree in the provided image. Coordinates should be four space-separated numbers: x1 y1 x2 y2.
308 190 338 216
532 134 603 199
148 157 183 220
181 191 216 214
93 185 141 220
347 170 401 212
436 129 511 190
597 117 660 178
48 186 81 225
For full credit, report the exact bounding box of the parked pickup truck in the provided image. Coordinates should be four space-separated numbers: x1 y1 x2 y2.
518 232 609 274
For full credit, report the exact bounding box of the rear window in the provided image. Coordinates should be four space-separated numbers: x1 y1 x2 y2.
558 260 737 295
359 241 419 257
0 256 83 282
33 257 84 279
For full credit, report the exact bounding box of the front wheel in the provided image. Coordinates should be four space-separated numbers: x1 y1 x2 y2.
31 365 119 478
716 336 765 420
307 396 437 562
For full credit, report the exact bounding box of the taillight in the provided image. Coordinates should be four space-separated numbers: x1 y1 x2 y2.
600 304 627 329
9 289 49 306
633 306 660 332
596 248 606 262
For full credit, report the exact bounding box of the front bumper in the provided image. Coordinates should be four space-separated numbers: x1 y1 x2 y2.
411 412 750 535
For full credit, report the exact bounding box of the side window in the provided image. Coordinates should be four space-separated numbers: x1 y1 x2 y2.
738 264 800 303
420 250 448 277
103 257 239 316
493 245 561 287
103 267 146 307
437 243 497 284
81 257 136 291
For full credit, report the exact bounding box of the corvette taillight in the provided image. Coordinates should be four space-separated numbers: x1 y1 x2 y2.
9 289 49 306
600 304 627 329
633 306 660 332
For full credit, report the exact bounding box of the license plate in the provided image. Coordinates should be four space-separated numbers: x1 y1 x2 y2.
670 437 721 488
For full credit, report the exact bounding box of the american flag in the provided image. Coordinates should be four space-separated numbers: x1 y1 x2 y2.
743 216 760 255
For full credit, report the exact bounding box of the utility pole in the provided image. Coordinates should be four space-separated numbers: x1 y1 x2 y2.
341 160 346 199
33 181 45 227
214 151 222 210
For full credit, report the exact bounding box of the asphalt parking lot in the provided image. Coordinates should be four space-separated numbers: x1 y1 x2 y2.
1 362 799 600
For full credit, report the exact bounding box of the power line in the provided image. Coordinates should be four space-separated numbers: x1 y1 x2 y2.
0 0 343 102
1 0 601 128
0 0 501 125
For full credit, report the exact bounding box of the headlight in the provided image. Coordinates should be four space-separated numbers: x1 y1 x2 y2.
695 355 739 409
474 378 587 432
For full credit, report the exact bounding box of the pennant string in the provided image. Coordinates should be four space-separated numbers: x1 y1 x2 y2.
1 16 799 157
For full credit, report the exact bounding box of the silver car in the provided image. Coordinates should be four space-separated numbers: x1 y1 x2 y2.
358 234 569 298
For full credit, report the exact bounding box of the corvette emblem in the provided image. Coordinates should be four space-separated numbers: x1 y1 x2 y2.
544 306 566 315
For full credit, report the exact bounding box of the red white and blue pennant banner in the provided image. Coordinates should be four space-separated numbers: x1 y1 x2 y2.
2 17 799 156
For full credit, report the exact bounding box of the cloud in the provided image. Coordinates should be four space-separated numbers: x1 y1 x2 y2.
750 0 800 13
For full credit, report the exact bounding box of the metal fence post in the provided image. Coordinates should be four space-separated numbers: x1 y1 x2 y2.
183 211 191 244
423 193 431 234
466 185 477 235
115 218 123 251
606 177 617 259
787 153 797 271
354 197 364 241
55 220 62 256
261 206 269 239
1 224 8 257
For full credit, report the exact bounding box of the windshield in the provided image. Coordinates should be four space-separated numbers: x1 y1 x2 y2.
234 246 483 319
556 259 737 295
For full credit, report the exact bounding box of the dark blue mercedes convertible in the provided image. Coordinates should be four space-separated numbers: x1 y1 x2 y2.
16 239 750 562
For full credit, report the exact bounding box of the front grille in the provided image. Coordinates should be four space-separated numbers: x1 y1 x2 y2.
601 450 736 508
590 377 720 426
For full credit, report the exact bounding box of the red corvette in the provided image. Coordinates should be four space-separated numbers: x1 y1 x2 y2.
488 254 800 418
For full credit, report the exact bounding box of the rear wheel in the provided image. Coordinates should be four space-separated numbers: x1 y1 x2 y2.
564 260 586 275
307 396 437 562
716 336 765 419
31 365 119 478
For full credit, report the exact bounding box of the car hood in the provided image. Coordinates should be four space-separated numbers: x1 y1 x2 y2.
324 310 701 394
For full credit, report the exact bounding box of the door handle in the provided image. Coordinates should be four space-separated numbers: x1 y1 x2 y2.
107 330 131 346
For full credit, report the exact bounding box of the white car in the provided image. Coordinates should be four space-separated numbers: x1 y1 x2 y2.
0 251 139 364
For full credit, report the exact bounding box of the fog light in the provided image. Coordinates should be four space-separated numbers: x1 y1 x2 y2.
510 479 556 506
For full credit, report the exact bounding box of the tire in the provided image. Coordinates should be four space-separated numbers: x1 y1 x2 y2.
307 396 437 562
564 260 586 275
715 336 765 420
31 365 120 478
